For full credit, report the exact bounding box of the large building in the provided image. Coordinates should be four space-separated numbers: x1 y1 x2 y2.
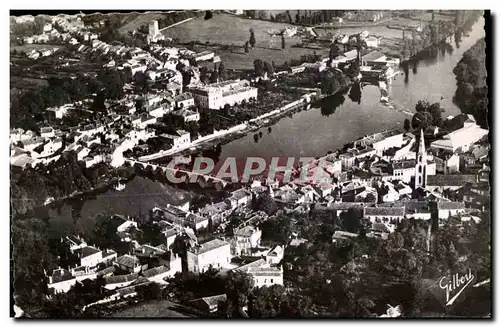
430 117 488 153
189 80 258 110
186 239 231 273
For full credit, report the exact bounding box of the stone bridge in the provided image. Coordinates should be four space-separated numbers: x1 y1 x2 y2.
126 159 230 187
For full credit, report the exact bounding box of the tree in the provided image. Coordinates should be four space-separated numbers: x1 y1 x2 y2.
249 28 256 48
218 61 227 81
253 59 264 77
411 111 433 130
281 34 286 49
329 43 340 61
199 66 210 84
341 207 363 233
404 118 411 132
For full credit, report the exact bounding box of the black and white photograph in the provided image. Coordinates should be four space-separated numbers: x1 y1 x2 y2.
9 7 491 319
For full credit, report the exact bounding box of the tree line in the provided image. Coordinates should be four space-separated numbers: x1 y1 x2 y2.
452 38 488 128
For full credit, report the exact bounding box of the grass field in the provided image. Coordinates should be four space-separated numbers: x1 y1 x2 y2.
163 13 329 70
110 300 195 318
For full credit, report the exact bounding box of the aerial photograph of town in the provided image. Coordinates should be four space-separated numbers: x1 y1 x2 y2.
10 9 490 318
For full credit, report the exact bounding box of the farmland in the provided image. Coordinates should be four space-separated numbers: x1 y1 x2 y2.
110 300 196 318
163 13 330 70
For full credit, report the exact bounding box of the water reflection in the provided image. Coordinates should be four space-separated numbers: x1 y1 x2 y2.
318 91 347 116
348 82 362 104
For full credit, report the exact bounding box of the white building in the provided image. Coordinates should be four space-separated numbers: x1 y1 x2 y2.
235 260 284 288
363 206 405 224
114 254 142 274
193 51 215 62
190 80 258 110
174 108 200 123
174 92 195 109
186 239 231 274
47 268 77 294
430 122 488 153
162 130 191 149
437 201 466 219
266 245 284 265
248 266 284 288
40 127 55 139
232 226 262 256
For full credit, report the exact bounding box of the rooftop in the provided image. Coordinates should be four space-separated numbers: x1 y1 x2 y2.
116 254 140 269
364 206 405 216
437 201 466 210
142 265 169 278
362 51 386 62
427 174 478 187
234 225 259 238
79 245 101 258
191 239 229 255
105 273 139 285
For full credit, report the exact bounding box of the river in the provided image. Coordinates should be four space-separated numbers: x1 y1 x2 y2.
218 16 485 159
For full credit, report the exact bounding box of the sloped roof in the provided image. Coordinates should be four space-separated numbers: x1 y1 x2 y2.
364 206 405 216
142 265 169 278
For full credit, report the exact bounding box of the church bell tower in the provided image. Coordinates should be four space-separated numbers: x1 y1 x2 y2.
414 129 428 188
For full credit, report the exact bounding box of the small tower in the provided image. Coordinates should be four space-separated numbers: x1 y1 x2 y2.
414 129 428 188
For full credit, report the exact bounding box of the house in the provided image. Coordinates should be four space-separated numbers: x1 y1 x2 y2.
174 108 200 123
343 49 358 62
142 262 179 284
84 155 105 168
355 129 404 156
193 50 215 62
157 205 209 231
367 222 395 240
289 65 306 74
198 201 232 226
332 230 359 244
40 127 55 139
365 36 382 48
227 188 252 209
363 206 405 224
47 268 76 294
437 201 466 219
426 174 478 192
380 183 400 202
104 273 139 290
174 92 195 109
116 218 138 233
161 227 180 250
247 266 284 288
114 254 142 273
266 245 284 265
162 130 191 149
361 51 387 66
433 153 460 174
189 294 227 313
77 246 103 268
186 239 231 274
65 235 87 251
401 200 432 220
232 226 262 256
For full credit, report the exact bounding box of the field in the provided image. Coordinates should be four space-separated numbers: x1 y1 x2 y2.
163 13 329 70
110 300 196 318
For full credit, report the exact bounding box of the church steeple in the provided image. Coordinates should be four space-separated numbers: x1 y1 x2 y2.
414 129 427 188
